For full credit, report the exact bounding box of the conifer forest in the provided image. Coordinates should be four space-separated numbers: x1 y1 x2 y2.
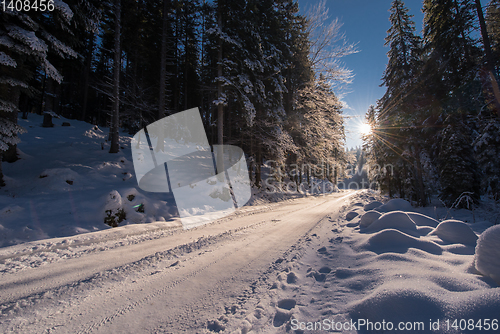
365 0 500 207
1 0 500 208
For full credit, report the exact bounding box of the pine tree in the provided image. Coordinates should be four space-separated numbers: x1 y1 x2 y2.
293 74 345 180
159 0 170 120
375 0 430 204
381 0 421 103
0 1 77 185
422 0 479 98
474 119 500 199
438 117 481 206
481 0 500 116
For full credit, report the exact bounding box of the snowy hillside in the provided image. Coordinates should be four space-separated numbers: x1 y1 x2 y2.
0 114 181 248
0 113 333 248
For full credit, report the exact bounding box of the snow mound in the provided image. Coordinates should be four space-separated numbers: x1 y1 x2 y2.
83 126 106 139
349 283 500 331
365 211 417 232
429 220 478 246
363 201 383 211
376 198 413 212
359 210 381 228
361 229 443 254
38 168 82 192
349 285 445 326
474 224 500 284
104 190 123 212
407 212 439 227
102 190 126 227
0 205 24 216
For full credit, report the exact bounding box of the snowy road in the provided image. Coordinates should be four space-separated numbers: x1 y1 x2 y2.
0 191 357 333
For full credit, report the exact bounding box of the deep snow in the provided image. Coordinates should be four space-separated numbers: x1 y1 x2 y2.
212 196 499 334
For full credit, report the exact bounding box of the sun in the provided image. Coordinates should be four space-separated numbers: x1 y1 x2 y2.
359 122 372 135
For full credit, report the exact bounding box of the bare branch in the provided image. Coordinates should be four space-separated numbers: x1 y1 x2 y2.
305 0 358 90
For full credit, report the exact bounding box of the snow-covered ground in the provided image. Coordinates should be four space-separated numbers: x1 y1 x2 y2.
0 113 335 248
0 114 179 248
0 114 499 333
217 195 500 334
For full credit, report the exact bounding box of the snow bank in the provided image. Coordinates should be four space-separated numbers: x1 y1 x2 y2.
376 198 413 212
359 210 381 228
365 211 417 233
361 229 443 254
198 192 499 333
429 220 478 246
363 201 383 211
349 282 500 331
0 114 180 247
474 224 500 284
349 284 446 327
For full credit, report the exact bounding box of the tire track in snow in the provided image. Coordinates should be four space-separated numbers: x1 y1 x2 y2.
1 192 357 333
73 192 357 333
75 198 338 333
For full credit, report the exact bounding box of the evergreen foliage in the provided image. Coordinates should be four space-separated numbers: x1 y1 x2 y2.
363 0 496 208
438 118 481 206
0 0 351 188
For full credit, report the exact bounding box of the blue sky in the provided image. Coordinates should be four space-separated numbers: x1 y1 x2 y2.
297 0 426 149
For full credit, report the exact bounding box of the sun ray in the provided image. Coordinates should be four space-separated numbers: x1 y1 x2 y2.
359 122 372 135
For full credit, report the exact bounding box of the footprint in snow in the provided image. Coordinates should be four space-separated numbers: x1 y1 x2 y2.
287 272 298 284
313 272 326 282
329 236 343 244
319 266 332 273
273 309 291 327
317 246 328 254
277 299 296 310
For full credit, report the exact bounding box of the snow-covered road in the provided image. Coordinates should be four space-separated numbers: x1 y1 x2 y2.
0 191 357 333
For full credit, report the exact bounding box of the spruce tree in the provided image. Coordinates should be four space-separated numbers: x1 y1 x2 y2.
0 1 78 185
475 119 500 199
422 0 479 98
293 74 345 180
381 0 421 103
438 117 481 206
375 0 430 204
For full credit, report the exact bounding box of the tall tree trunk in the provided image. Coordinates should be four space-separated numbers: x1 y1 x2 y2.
81 33 94 122
173 9 180 113
109 0 121 154
159 0 169 120
45 78 54 113
256 144 262 188
216 10 224 176
414 145 427 206
38 73 46 115
475 0 500 116
184 9 189 111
